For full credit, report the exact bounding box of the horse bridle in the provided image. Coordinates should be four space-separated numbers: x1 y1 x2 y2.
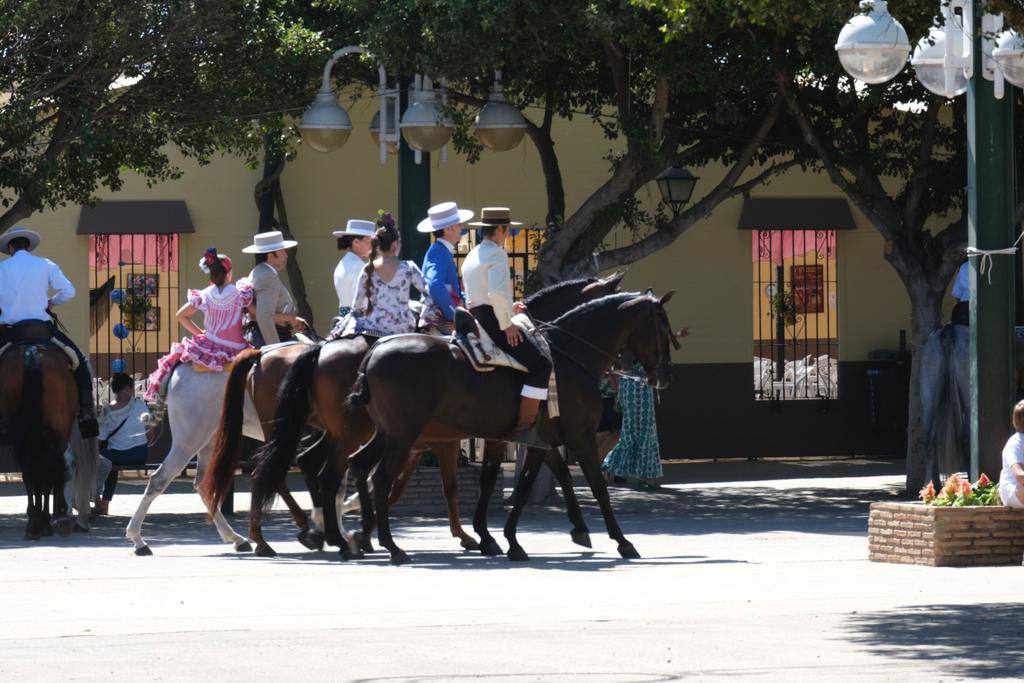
537 298 679 387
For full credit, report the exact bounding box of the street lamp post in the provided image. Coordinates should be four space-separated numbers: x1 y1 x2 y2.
836 0 1018 480
300 50 529 265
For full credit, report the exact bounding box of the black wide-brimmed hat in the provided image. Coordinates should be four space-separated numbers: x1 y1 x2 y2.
468 207 523 227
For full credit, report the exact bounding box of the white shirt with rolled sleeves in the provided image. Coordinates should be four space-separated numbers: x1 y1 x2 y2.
0 249 75 324
999 432 1024 508
462 240 514 329
333 250 365 311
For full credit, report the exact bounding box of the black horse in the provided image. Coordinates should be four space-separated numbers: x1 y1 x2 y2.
347 290 678 564
239 273 626 557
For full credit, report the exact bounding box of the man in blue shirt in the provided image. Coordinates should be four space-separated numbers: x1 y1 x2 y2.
417 202 473 333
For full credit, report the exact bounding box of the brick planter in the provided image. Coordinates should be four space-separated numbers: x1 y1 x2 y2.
868 502 1024 567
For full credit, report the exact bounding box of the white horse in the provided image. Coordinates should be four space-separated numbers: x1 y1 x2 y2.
125 364 261 554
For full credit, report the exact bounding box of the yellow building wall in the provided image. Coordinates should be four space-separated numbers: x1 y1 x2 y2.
17 100 922 367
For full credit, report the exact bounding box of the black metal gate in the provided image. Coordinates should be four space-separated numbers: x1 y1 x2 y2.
753 229 839 401
88 234 179 403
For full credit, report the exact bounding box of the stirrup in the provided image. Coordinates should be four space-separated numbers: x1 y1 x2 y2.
504 425 547 449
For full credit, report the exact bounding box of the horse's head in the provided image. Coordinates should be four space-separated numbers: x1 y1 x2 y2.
618 290 678 390
527 273 624 323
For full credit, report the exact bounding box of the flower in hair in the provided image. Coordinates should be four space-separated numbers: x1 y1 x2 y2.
198 247 230 274
376 210 396 230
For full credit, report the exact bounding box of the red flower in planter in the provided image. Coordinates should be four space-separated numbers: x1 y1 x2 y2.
976 473 991 488
919 482 936 503
960 480 973 496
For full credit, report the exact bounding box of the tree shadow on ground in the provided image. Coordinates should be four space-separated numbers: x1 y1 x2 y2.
841 603 1024 679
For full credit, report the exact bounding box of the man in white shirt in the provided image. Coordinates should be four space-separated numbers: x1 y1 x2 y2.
0 226 98 436
332 219 375 315
462 208 551 434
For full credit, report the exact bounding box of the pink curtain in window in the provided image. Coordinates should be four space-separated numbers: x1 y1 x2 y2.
90 234 179 271
752 230 835 265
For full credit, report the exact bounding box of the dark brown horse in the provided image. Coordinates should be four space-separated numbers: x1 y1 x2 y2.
0 340 91 539
346 291 678 564
214 274 624 557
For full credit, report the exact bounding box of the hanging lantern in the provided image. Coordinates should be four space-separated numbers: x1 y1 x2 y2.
111 359 127 373
400 85 453 152
299 91 353 153
110 288 125 304
911 26 967 98
994 30 1024 88
834 0 910 84
655 165 699 215
474 73 527 151
369 108 399 155
112 323 130 340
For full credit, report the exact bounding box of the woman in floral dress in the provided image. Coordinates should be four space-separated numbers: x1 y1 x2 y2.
601 359 663 489
144 248 252 402
333 213 433 340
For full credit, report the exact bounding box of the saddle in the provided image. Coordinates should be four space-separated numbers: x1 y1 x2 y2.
0 320 79 371
452 309 527 373
451 309 560 419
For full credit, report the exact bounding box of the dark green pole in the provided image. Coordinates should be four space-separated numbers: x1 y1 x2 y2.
968 14 1017 480
398 77 431 266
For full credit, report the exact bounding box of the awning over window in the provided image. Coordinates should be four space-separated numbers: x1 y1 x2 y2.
76 200 194 235
738 198 856 231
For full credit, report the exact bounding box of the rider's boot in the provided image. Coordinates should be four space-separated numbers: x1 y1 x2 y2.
514 397 541 434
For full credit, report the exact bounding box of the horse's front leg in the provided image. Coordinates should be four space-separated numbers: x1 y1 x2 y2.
542 447 591 548
570 434 638 559
435 442 480 551
502 446 547 561
473 440 506 556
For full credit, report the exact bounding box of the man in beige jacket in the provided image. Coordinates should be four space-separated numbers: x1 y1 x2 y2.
242 230 303 346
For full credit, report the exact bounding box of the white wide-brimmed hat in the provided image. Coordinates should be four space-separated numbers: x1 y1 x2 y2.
0 226 41 252
242 230 298 254
416 201 474 233
332 219 376 238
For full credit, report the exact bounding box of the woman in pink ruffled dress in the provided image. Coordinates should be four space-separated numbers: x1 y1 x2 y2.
144 248 252 402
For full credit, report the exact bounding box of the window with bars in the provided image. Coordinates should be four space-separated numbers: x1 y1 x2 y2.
88 234 180 403
752 229 839 401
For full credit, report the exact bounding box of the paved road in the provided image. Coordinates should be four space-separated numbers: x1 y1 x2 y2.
1 459 1022 681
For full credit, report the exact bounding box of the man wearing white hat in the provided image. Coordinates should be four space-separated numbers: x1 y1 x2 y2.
418 202 473 333
0 226 98 436
242 230 302 346
462 208 550 434
332 219 375 315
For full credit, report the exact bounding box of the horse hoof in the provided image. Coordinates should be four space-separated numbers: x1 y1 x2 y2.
73 523 89 533
23 531 40 541
507 546 530 562
339 548 365 561
134 545 153 556
479 539 503 556
389 550 411 566
297 529 325 551
460 537 481 551
356 532 375 554
54 518 74 537
254 543 277 558
571 531 593 548
618 543 641 559
41 524 53 537
325 532 344 548
234 540 253 553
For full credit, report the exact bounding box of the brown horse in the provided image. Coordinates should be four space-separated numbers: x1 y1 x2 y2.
346 291 678 564
206 274 625 557
0 339 93 539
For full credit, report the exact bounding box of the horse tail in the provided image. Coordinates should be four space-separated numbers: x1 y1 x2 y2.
199 348 262 514
12 346 64 492
250 344 322 514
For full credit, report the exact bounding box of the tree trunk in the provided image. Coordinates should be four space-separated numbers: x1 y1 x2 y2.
904 285 945 494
